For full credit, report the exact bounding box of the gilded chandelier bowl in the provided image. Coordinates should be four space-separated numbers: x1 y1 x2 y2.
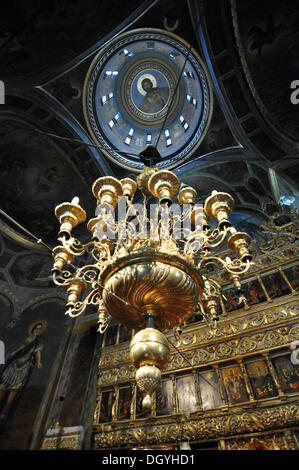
99 250 203 331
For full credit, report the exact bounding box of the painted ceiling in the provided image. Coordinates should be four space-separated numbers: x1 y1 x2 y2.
0 0 298 249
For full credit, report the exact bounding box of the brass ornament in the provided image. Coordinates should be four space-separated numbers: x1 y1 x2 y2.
52 166 256 414
55 198 86 236
227 231 252 262
148 170 180 202
136 167 158 194
100 251 203 331
204 191 234 228
66 278 87 307
92 176 123 207
178 186 197 205
52 245 74 271
191 206 209 228
87 217 101 238
130 326 171 409
120 178 137 199
135 365 161 409
130 327 170 369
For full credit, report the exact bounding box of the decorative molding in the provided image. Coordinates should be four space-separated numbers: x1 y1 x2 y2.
41 425 85 450
98 299 299 380
92 403 299 448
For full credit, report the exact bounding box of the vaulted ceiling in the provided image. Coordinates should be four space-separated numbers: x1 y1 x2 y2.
0 0 298 250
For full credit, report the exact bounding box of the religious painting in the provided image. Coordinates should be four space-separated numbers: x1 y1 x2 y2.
156 378 173 416
221 365 249 405
0 319 46 426
242 279 266 306
262 271 290 299
59 330 98 427
186 310 204 324
176 375 198 413
222 287 243 312
226 435 284 450
98 389 114 423
131 70 170 115
0 298 65 450
118 325 132 344
104 325 118 347
10 254 54 288
198 369 222 410
245 359 277 399
117 385 132 420
272 354 299 394
283 265 299 291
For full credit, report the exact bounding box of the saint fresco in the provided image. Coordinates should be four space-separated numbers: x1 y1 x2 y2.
176 375 198 412
104 325 118 347
132 70 170 116
156 378 173 416
99 389 114 423
245 359 277 399
198 369 222 410
0 320 46 426
117 385 132 420
272 354 299 394
221 365 249 405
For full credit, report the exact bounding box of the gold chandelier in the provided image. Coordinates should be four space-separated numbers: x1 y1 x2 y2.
52 165 253 409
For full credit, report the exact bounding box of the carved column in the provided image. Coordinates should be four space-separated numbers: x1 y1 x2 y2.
93 391 102 425
284 430 297 450
151 389 156 417
130 383 137 420
111 385 118 422
219 294 227 317
171 374 178 414
262 352 285 398
115 325 120 345
236 358 255 402
257 274 272 302
192 369 201 409
219 439 226 450
278 266 297 295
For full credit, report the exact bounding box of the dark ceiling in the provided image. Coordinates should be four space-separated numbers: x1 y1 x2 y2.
0 0 298 247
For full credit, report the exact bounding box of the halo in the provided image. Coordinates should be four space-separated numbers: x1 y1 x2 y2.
137 73 157 96
28 319 48 336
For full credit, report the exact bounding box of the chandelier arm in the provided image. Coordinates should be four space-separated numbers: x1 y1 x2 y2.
66 286 101 318
58 235 94 257
75 265 102 284
97 312 111 334
198 256 251 275
90 244 112 264
202 226 229 248
202 277 222 296
52 268 75 286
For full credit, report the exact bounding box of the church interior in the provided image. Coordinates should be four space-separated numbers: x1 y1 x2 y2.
0 0 299 451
